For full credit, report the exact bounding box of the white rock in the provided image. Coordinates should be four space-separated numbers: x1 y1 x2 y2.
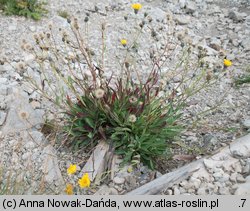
213 170 224 181
210 37 221 51
179 0 186 9
30 100 41 109
0 111 7 126
24 54 35 64
204 159 223 170
24 141 36 149
219 187 230 195
29 26 36 32
228 10 247 22
236 174 246 183
41 145 64 186
166 189 173 195
241 39 250 51
22 152 31 160
175 15 190 25
189 177 201 189
1 90 44 134
0 78 8 84
192 168 213 182
243 119 250 128
173 187 180 195
149 8 167 22
94 185 118 195
234 182 250 195
230 172 238 183
113 176 125 185
197 187 207 195
185 1 197 14
0 86 8 96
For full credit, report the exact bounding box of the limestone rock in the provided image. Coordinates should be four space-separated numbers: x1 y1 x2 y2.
113 176 125 185
41 145 64 186
1 89 44 134
243 119 250 128
228 10 247 22
234 177 250 195
0 111 7 126
175 15 190 25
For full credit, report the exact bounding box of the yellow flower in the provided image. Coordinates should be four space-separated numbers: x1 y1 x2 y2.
65 184 74 195
67 164 77 175
224 59 232 67
127 166 133 173
78 173 91 188
132 3 142 14
120 39 127 47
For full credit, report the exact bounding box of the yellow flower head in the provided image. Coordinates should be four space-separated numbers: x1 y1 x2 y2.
78 173 91 188
132 3 142 14
67 164 77 175
65 184 74 195
121 39 127 47
224 59 232 67
127 166 133 173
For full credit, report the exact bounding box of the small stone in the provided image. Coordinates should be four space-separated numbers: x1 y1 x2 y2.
113 177 125 185
156 171 162 178
109 187 119 195
236 174 246 183
0 86 8 96
22 152 31 160
41 145 64 186
219 173 230 183
94 185 118 195
234 182 250 195
213 170 223 181
0 111 7 126
29 26 36 32
204 159 223 170
173 187 180 195
242 119 250 129
125 175 137 190
179 0 186 9
185 1 196 14
8 24 17 31
189 177 201 189
187 188 195 193
230 172 238 183
1 90 44 134
203 134 218 147
228 10 247 22
219 187 230 195
0 78 8 84
165 189 173 195
30 101 41 109
209 38 221 51
175 15 190 25
192 168 213 182
24 54 35 64
197 187 207 195
150 8 167 22
24 141 36 149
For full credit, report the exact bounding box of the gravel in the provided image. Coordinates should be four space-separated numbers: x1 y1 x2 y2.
0 0 249 194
